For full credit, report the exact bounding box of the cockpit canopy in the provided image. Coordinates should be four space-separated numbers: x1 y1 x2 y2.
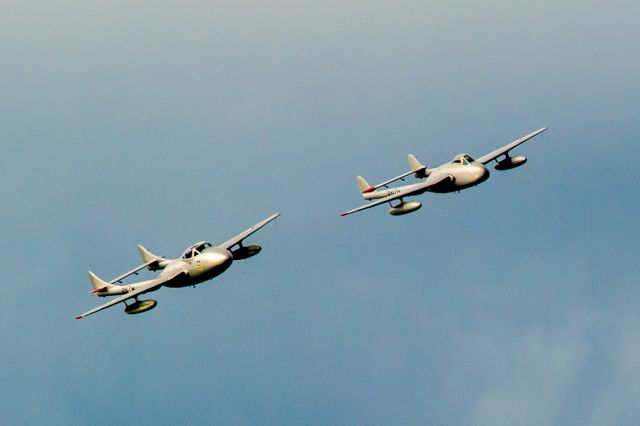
451 154 475 165
181 241 213 260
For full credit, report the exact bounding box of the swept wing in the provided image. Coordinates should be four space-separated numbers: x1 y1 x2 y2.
218 213 280 250
75 270 186 319
476 127 547 165
340 174 453 216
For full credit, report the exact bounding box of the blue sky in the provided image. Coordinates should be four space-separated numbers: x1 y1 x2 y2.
1 1 639 424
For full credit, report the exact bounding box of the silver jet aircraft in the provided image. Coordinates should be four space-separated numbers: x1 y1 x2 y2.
340 128 547 216
76 213 280 319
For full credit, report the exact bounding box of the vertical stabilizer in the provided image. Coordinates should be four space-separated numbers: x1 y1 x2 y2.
137 245 169 270
88 271 117 293
408 154 428 178
356 176 373 193
138 244 162 264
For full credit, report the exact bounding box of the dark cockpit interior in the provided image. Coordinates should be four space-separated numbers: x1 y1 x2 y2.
181 242 213 260
451 154 475 165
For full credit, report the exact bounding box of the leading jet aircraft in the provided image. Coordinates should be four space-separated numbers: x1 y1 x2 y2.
340 128 547 216
75 213 280 319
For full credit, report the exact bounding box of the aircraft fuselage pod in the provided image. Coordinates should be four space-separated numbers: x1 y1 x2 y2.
161 243 235 288
426 154 490 193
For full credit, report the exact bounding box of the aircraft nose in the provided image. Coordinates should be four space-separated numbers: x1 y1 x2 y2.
205 250 233 268
478 165 490 182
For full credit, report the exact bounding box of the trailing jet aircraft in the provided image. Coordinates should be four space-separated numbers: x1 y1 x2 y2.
75 213 280 319
340 128 547 216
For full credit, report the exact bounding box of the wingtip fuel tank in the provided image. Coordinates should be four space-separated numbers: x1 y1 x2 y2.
231 244 262 260
388 201 422 216
494 155 527 170
124 299 158 315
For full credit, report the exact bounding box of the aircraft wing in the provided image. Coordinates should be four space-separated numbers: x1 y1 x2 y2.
340 174 453 216
75 270 186 319
218 213 280 250
476 127 548 165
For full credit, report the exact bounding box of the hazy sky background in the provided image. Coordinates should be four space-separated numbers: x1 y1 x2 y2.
1 1 639 424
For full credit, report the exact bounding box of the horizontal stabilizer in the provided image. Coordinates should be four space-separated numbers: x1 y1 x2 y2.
363 159 429 194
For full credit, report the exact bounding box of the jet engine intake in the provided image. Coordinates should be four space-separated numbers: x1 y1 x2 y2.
388 201 422 216
124 299 158 315
231 244 262 260
494 155 527 170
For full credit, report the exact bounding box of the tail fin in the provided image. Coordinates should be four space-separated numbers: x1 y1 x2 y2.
137 244 168 270
356 176 374 193
408 154 428 178
138 244 163 264
88 271 117 294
